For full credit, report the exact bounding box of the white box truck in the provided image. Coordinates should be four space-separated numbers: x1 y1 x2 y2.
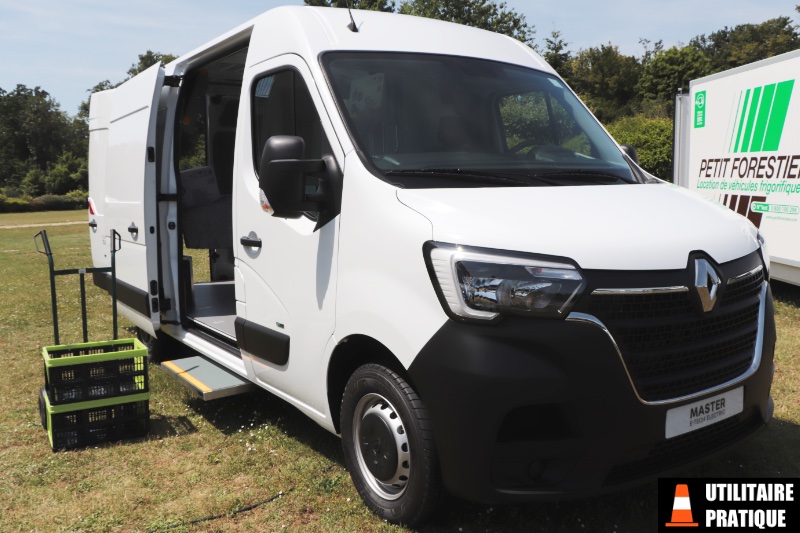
675 49 800 286
88 6 775 525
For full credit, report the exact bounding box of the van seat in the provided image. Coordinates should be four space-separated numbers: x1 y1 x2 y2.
180 166 232 249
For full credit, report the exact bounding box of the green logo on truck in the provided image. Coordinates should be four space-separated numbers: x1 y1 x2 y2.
728 80 794 153
694 91 706 128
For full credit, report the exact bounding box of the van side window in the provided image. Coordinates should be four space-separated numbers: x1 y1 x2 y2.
252 70 331 174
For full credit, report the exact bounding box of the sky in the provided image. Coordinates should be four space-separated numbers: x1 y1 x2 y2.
0 0 796 116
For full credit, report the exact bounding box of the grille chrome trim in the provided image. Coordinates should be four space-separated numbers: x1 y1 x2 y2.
591 286 689 296
567 283 766 406
728 265 763 284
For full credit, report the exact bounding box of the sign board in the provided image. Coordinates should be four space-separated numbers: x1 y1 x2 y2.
678 50 800 285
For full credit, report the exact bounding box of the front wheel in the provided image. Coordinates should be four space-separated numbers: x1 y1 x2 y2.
340 364 441 527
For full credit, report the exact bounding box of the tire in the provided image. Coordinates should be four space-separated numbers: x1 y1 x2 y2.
340 364 441 527
136 327 177 364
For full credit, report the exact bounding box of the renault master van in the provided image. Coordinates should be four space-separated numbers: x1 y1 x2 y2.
88 6 776 525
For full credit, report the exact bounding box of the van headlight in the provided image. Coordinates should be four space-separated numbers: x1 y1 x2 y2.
424 242 585 322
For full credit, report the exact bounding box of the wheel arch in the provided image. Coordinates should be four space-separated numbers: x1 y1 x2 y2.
327 334 411 434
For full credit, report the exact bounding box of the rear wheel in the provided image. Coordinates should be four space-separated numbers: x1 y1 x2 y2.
135 328 179 364
340 364 441 526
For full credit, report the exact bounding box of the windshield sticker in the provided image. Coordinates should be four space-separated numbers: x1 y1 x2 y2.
255 76 275 99
348 73 384 115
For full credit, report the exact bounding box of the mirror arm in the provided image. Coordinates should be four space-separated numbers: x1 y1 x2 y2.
312 155 343 231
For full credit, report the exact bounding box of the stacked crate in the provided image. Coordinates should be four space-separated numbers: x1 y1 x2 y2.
38 338 150 451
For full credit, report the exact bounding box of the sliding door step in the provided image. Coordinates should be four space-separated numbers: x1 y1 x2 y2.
161 356 253 400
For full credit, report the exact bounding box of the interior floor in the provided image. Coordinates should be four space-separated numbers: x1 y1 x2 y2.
187 281 237 341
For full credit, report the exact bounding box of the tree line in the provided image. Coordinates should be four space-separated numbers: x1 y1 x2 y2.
2 0 798 209
0 52 174 210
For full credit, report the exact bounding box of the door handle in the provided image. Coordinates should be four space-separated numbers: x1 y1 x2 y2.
88 220 98 229
240 235 262 248
128 223 138 236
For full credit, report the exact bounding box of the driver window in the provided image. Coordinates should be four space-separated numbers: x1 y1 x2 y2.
252 70 331 173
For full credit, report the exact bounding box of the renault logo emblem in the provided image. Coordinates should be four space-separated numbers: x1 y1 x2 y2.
695 259 721 312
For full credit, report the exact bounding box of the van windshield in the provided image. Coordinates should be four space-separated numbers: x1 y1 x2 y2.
322 52 638 188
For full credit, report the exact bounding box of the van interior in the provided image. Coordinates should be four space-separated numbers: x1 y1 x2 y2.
175 45 248 346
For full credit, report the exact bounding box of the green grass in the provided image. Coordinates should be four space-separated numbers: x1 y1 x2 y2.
0 209 87 227
0 210 798 532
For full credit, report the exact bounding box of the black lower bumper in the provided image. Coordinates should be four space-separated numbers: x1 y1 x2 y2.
407 289 776 504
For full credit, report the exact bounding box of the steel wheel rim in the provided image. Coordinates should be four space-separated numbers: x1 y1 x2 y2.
352 392 411 501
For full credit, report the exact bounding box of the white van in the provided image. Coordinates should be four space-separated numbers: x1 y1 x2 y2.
88 6 776 525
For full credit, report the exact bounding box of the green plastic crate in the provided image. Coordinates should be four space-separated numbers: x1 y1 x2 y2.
42 338 148 405
41 390 150 451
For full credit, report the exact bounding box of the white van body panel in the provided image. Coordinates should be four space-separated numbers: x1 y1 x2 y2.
334 157 445 369
87 90 112 267
233 54 345 417
397 183 761 270
242 6 551 74
95 62 164 336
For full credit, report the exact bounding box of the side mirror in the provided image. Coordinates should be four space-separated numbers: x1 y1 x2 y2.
258 135 342 229
259 135 322 218
620 144 639 166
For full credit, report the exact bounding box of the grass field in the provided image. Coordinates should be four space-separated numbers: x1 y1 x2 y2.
0 210 798 532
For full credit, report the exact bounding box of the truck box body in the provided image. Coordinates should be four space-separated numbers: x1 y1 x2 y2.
674 50 800 286
88 6 775 524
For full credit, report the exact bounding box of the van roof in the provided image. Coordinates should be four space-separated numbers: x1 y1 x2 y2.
167 6 552 76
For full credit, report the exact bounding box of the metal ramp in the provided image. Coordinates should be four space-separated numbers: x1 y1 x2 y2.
161 356 253 400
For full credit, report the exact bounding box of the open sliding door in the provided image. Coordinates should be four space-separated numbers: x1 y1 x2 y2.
101 62 165 336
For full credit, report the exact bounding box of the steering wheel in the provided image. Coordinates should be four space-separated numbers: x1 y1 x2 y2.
508 139 540 154
532 145 577 161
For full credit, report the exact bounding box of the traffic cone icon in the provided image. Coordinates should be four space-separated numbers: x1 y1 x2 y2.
665 484 698 527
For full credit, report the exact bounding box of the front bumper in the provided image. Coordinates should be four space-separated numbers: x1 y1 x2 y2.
407 286 776 504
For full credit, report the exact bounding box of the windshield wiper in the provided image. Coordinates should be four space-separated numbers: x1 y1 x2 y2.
385 169 531 186
532 169 634 184
384 168 633 186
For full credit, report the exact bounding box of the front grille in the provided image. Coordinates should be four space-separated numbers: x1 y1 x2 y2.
591 291 693 320
587 259 763 402
614 303 759 354
604 409 762 485
722 268 764 306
